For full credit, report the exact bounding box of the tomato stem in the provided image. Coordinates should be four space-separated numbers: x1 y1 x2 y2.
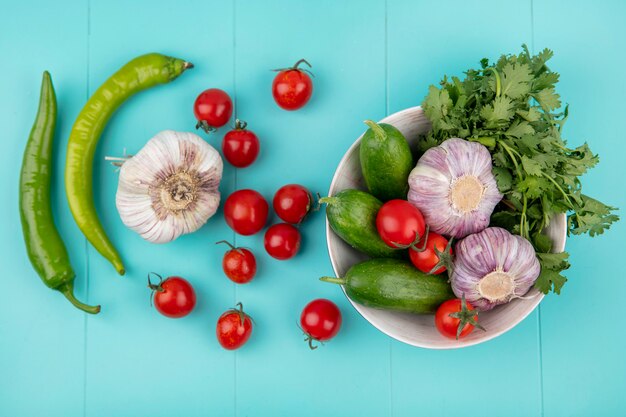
271 58 314 77
426 236 455 276
449 294 486 340
216 240 245 255
147 272 165 307
195 120 217 134
292 58 312 70
234 119 247 130
297 322 322 350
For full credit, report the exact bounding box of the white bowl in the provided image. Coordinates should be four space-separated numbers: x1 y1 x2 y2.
325 106 566 349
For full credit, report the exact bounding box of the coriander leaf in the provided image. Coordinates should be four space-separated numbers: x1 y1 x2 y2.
564 143 599 176
569 194 619 236
423 85 452 127
532 71 560 91
521 155 544 176
533 233 553 253
516 107 541 122
480 96 514 125
537 251 570 269
492 166 513 192
535 266 568 294
490 210 520 233
530 48 554 75
535 252 570 295
533 87 561 110
506 120 535 138
516 175 551 199
531 152 559 170
501 63 532 99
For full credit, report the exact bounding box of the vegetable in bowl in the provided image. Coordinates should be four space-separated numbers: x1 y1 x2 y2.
421 45 618 294
323 46 616 348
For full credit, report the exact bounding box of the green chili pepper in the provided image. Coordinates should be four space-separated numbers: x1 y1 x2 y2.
65 53 193 275
20 72 100 314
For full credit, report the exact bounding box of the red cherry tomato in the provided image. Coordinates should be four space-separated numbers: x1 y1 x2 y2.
217 241 256 284
409 232 452 274
273 184 313 224
194 88 233 130
264 223 301 260
376 200 426 248
300 299 342 349
435 297 483 340
272 59 313 111
224 189 269 235
222 119 260 168
148 274 196 318
216 303 253 350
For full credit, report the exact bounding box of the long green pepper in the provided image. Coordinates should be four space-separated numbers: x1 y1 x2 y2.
65 53 193 275
19 72 100 314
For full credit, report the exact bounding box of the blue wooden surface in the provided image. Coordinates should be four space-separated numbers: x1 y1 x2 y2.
1 0 624 416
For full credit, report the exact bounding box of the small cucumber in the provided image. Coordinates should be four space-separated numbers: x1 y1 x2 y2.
360 120 413 201
321 189 402 259
322 258 453 314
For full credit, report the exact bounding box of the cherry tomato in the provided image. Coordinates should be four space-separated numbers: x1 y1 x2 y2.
273 184 313 224
222 119 260 168
376 200 426 248
224 189 269 235
217 240 257 284
272 59 313 111
435 296 484 340
264 223 301 260
216 303 253 350
409 232 452 275
300 299 342 349
148 274 196 318
194 88 233 130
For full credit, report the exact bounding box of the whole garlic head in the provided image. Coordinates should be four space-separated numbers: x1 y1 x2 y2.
116 130 223 243
408 138 502 238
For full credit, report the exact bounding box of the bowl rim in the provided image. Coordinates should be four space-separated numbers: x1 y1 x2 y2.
325 106 566 349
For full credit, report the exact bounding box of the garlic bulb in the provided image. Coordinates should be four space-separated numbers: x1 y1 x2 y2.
451 227 540 311
115 130 223 243
407 138 502 238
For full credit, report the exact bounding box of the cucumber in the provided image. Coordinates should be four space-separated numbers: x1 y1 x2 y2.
360 120 413 201
321 189 402 258
322 258 453 314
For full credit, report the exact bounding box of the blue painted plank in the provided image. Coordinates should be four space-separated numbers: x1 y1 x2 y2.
2 1 625 416
83 1 236 416
0 1 90 416
387 1 542 416
232 1 392 416
534 1 626 416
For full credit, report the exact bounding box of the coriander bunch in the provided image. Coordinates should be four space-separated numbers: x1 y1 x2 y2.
421 45 618 294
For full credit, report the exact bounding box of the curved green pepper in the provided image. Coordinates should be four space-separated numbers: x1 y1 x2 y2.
65 53 193 275
20 72 100 314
